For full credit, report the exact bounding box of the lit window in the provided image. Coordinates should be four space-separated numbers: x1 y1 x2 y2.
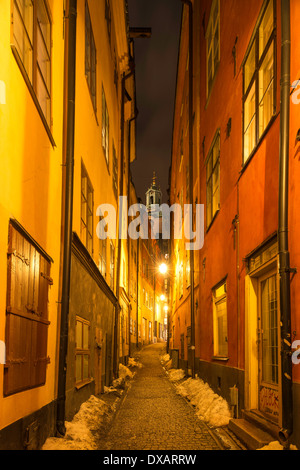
243 0 275 163
206 131 220 228
102 87 109 166
85 1 97 112
12 0 52 127
206 0 220 97
76 317 90 386
81 163 94 255
213 281 228 358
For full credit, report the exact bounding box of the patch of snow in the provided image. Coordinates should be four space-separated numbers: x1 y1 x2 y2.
259 441 298 450
161 353 170 363
175 376 231 428
128 357 143 368
167 368 186 382
42 395 111 450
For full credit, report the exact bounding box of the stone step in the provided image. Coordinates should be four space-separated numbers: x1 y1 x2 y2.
242 410 280 440
228 418 275 450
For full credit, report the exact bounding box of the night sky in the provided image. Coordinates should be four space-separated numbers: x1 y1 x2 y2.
128 0 182 205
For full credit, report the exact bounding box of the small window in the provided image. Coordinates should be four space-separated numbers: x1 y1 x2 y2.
85 1 97 112
206 0 220 98
206 132 220 228
213 281 228 358
102 87 109 166
76 317 90 386
243 0 276 163
81 163 94 255
12 0 52 128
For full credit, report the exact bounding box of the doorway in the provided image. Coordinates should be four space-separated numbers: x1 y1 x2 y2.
257 270 280 422
244 240 281 425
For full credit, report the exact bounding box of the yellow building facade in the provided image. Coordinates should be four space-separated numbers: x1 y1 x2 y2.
0 0 137 449
0 0 65 449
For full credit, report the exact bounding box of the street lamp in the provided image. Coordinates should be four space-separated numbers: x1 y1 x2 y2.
159 263 168 275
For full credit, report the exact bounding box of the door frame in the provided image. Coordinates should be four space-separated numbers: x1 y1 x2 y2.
245 255 282 425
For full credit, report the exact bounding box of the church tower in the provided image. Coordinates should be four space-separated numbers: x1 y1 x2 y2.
146 172 162 213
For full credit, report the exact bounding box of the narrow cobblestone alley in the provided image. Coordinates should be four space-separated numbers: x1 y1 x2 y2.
98 344 223 451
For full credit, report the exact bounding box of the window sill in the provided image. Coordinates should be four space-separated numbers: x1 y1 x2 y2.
11 45 56 148
212 355 229 362
75 378 94 390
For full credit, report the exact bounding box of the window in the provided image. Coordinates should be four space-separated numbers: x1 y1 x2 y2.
99 237 107 278
12 0 52 128
243 0 275 163
110 242 115 290
76 317 90 386
206 0 220 97
177 259 183 299
4 221 52 396
81 163 94 255
102 87 109 166
85 1 97 112
212 281 228 358
112 143 118 200
206 132 220 228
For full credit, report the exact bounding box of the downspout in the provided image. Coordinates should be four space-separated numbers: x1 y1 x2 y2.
182 0 195 378
278 0 293 445
56 0 77 436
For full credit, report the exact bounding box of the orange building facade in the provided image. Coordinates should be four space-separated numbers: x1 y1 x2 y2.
169 0 300 448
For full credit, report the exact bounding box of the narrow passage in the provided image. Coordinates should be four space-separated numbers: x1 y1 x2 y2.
98 343 222 451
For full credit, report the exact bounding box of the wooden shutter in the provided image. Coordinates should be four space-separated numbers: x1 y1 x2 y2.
4 223 51 396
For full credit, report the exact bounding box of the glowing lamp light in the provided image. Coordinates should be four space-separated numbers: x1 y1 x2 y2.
160 294 166 301
159 263 168 275
164 305 169 313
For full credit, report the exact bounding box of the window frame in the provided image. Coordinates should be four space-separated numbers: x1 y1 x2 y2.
212 279 228 360
11 0 54 145
85 0 97 114
102 86 110 168
81 162 94 256
205 0 220 100
75 316 91 387
206 130 220 230
242 0 277 166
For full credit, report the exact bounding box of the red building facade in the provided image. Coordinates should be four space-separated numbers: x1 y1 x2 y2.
169 0 300 448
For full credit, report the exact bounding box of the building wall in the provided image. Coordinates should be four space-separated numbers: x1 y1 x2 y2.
170 0 300 446
0 0 64 449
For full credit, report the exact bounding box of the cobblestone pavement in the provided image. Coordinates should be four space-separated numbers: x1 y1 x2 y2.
98 343 223 451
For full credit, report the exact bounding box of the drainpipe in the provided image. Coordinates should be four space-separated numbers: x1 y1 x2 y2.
181 0 195 379
56 0 77 437
278 0 293 445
